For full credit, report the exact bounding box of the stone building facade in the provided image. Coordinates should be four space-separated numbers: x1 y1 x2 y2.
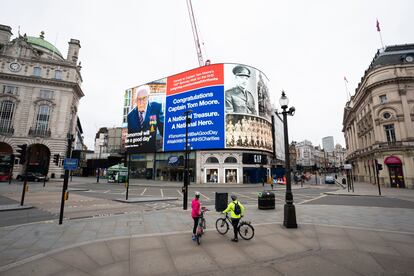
0 24 84 178
343 44 414 188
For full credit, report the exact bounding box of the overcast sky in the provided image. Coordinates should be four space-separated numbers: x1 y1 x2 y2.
3 0 414 149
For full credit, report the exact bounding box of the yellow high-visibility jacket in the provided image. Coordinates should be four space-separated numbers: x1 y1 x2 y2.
222 200 245 219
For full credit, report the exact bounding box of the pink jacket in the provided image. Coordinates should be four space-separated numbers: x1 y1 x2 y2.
191 198 201 218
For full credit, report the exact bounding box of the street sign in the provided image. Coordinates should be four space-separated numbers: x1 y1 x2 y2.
63 158 78 170
344 164 352 170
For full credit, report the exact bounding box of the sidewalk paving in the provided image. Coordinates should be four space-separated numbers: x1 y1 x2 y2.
1 179 414 275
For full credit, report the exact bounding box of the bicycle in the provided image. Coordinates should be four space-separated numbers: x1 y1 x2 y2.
215 213 254 240
195 207 209 245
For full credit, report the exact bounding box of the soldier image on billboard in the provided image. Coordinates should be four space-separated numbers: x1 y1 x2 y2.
257 73 272 119
225 65 256 115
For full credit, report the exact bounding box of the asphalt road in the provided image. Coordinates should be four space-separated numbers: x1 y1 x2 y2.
304 194 414 209
4 178 413 227
0 180 334 226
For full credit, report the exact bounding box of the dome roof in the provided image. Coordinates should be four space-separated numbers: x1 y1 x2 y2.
26 35 63 59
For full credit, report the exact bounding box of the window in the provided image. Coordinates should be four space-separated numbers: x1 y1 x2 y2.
124 90 131 107
379 95 387 103
33 67 41 77
54 70 62 80
206 169 218 183
0 100 14 132
384 124 396 143
3 85 18 95
40 90 54 99
383 112 391 119
206 157 219 163
35 105 50 132
224 157 237 163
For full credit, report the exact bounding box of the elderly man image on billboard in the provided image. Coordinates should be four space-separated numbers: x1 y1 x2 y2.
128 85 164 137
225 65 256 115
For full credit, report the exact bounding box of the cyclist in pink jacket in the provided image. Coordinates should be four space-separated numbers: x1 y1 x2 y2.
191 191 201 241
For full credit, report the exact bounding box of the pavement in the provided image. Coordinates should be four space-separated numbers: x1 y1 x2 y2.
0 179 413 275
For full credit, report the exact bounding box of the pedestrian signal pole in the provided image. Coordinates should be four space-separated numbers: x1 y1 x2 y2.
182 110 192 210
375 159 382 196
17 144 29 206
59 134 73 224
126 153 130 201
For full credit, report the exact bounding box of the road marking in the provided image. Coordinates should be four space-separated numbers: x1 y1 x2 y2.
103 190 110 194
297 194 327 205
141 188 147 196
160 189 164 198
200 193 210 200
177 189 183 197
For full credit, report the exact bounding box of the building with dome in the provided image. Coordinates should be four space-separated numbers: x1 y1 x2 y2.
0 24 84 179
343 44 414 188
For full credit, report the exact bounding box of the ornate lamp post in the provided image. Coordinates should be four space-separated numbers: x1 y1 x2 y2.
278 91 297 228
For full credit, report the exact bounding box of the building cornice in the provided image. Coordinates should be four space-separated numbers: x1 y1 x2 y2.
343 75 414 128
0 54 75 68
0 72 84 98
345 140 414 161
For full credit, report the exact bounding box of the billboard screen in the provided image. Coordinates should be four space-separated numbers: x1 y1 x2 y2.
126 63 273 154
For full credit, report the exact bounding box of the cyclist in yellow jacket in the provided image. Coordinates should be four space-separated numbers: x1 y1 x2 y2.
222 194 245 242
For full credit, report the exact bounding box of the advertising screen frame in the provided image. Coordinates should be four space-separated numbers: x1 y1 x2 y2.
125 63 275 154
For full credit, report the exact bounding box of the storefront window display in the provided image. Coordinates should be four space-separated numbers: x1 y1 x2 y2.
206 169 218 183
225 169 237 183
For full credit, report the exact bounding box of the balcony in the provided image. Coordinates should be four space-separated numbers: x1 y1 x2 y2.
0 126 14 135
29 128 51 138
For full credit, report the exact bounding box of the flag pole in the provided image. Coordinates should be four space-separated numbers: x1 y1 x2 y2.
376 19 384 50
344 76 351 101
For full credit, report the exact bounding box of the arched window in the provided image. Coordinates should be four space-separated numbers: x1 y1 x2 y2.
206 157 219 163
0 100 15 132
224 157 237 163
35 105 50 133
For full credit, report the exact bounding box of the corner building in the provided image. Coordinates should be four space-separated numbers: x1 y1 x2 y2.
0 24 84 178
343 44 414 188
124 63 285 184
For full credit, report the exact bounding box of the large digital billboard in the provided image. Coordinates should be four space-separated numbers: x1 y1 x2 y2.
125 63 273 154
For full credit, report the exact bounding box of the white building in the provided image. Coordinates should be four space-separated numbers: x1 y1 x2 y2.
0 24 84 178
343 44 414 188
322 136 334 153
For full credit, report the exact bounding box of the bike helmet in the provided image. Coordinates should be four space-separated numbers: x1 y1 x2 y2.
195 191 200 198
231 194 237 201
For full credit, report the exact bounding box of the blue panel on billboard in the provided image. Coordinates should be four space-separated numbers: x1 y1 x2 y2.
164 86 225 151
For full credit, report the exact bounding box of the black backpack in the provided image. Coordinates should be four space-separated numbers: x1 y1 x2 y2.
234 201 241 215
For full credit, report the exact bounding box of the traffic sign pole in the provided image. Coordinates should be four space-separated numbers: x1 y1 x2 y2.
59 135 73 225
20 148 30 206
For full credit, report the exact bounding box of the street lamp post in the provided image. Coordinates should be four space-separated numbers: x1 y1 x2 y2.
277 91 297 228
182 110 193 210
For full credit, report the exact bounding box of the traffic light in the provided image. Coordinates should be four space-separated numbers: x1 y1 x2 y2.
16 144 27 164
375 159 383 172
53 154 60 165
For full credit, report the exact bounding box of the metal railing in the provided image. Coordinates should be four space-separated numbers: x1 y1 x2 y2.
28 128 51 138
0 126 14 135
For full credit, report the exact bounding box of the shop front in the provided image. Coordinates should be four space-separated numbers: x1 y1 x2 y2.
384 155 405 188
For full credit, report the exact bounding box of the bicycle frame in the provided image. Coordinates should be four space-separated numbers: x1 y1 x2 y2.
196 207 208 235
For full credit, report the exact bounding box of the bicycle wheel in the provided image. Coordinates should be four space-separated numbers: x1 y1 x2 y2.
238 222 254 240
201 218 206 229
196 233 201 245
215 218 229 235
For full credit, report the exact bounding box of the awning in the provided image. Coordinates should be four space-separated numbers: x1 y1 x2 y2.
384 156 402 165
